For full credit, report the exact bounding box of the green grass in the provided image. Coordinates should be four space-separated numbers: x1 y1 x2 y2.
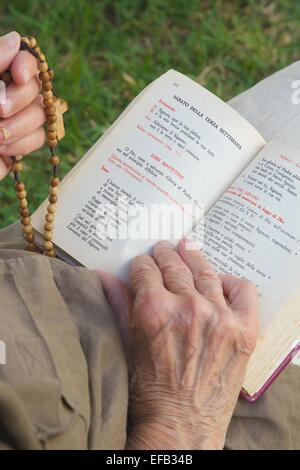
0 0 300 228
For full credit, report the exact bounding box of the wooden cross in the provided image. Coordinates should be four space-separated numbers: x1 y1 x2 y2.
53 96 68 141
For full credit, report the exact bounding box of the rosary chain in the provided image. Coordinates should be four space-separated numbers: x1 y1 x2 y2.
0 35 66 257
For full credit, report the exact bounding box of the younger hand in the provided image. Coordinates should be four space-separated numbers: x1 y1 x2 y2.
0 31 45 180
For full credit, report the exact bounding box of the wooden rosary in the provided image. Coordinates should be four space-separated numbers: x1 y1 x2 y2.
0 35 68 257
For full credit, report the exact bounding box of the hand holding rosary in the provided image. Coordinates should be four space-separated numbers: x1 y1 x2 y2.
0 35 68 257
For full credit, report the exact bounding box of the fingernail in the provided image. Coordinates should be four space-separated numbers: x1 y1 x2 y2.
0 98 13 116
156 240 174 248
0 127 12 142
1 31 20 47
183 236 201 251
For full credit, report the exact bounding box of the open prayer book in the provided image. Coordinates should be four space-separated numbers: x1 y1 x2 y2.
32 70 300 402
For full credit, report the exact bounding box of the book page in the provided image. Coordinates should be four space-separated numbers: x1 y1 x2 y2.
32 69 265 278
202 140 300 330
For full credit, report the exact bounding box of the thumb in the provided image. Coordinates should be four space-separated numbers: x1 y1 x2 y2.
0 32 21 74
219 273 259 329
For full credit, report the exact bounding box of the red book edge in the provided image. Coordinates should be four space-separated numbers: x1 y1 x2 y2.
240 341 300 403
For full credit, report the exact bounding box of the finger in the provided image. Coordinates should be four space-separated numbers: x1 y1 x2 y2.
220 274 259 348
98 270 132 327
0 154 23 174
98 270 132 358
219 274 259 315
0 76 40 119
0 32 20 74
10 50 38 86
0 157 9 181
0 126 45 159
177 238 224 300
0 96 45 144
130 253 164 295
152 240 195 294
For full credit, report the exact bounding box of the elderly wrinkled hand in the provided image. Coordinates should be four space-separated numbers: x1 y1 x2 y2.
0 31 45 180
101 238 259 450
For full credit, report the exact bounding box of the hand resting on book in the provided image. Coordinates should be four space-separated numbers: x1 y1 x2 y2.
0 31 46 180
100 238 259 449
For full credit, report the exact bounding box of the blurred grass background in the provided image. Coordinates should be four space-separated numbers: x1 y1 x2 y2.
0 0 299 228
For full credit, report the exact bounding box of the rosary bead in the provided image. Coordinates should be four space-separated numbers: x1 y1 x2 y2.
19 199 28 209
21 37 31 46
42 81 52 92
44 98 54 108
49 186 58 196
47 204 57 214
23 224 33 235
49 195 57 204
47 130 57 140
12 162 22 172
46 213 55 222
27 243 36 252
22 217 31 226
39 53 46 62
50 176 60 186
15 182 25 191
20 207 29 217
48 69 54 79
43 90 53 100
47 115 57 124
45 248 56 257
38 61 48 72
29 36 37 48
50 155 60 166
43 240 53 251
45 105 56 115
35 46 41 54
47 138 58 148
44 222 53 231
47 122 57 132
39 71 50 82
16 190 27 199
44 230 53 241
26 233 34 243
